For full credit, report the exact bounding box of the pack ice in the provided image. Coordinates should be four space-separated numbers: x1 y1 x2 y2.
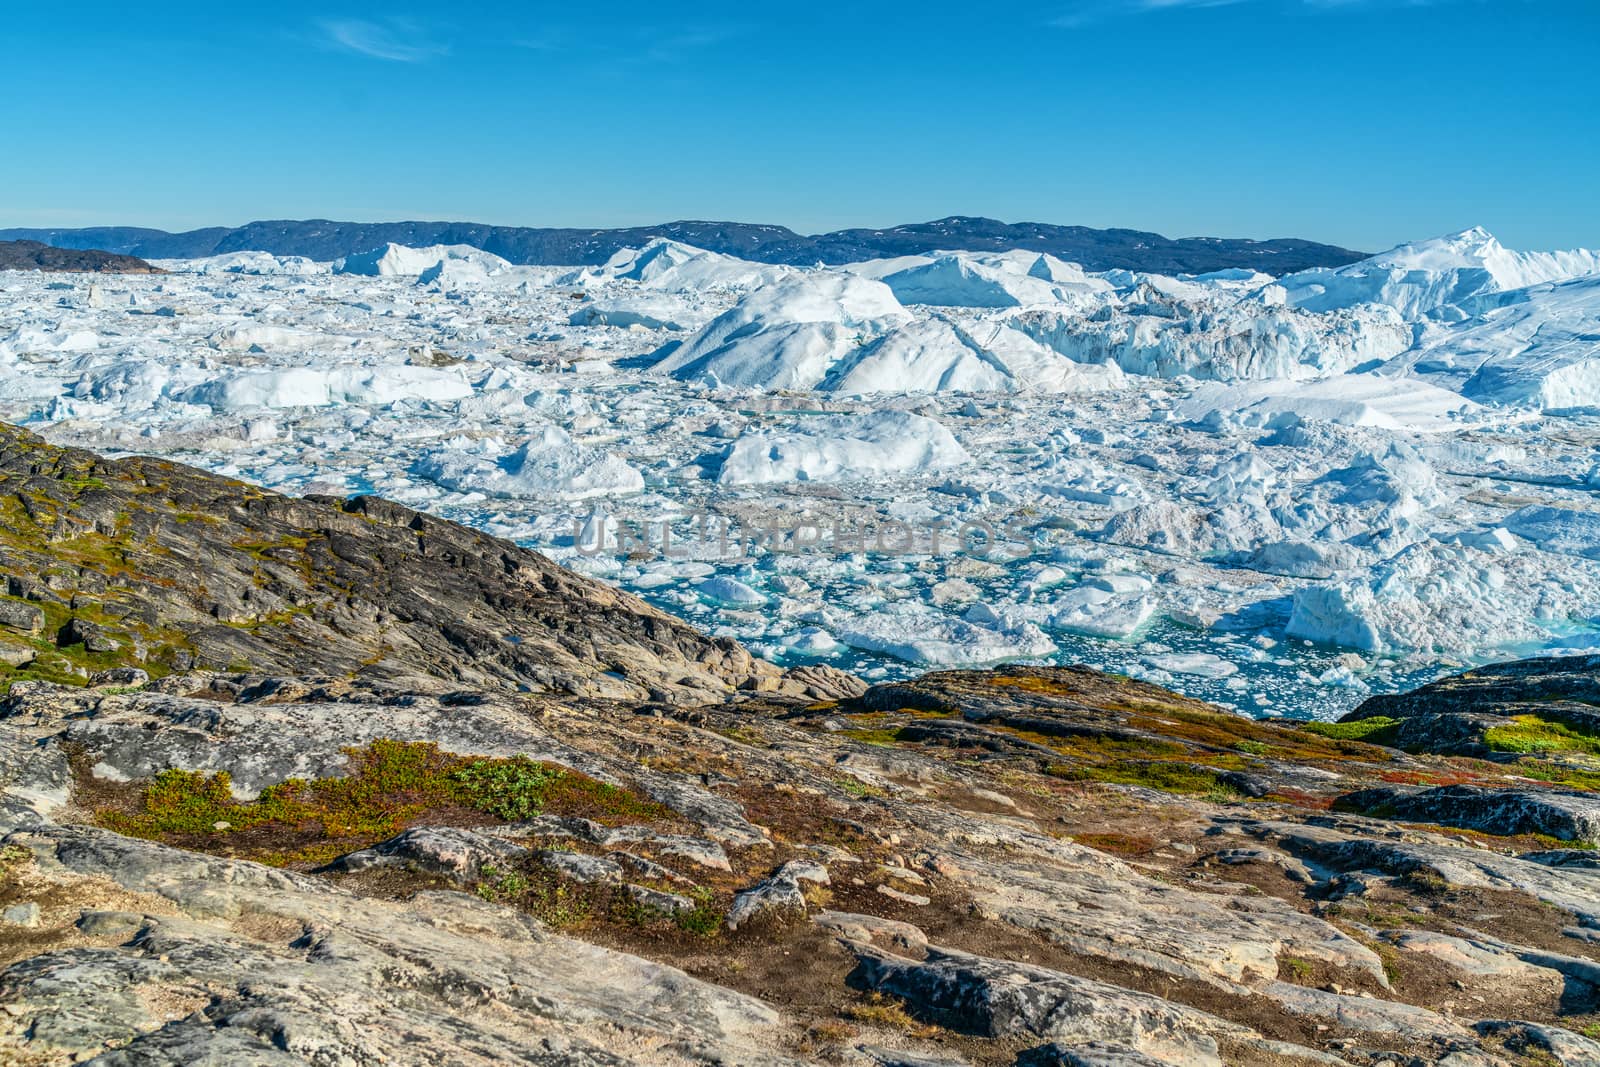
3 226 1598 718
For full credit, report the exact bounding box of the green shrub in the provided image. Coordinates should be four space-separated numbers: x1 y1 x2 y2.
96 740 668 858
1302 716 1400 743
450 757 565 821
1483 715 1600 756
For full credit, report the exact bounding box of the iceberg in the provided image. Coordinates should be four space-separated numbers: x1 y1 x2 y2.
177 365 473 412
413 426 644 501
836 601 1057 666
1177 374 1489 434
579 239 790 290
1399 275 1600 412
653 272 910 390
717 411 970 485
855 250 1113 308
1277 227 1600 319
336 243 512 278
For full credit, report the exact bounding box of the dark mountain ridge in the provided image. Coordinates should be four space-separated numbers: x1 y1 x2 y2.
0 240 160 274
0 215 1367 275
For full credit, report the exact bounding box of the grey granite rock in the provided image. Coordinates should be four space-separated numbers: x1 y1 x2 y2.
847 944 1246 1066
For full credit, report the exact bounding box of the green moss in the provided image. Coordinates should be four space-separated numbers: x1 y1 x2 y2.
1049 760 1244 799
476 865 596 928
59 472 109 492
1511 760 1600 793
834 776 886 800
231 535 312 558
475 863 531 903
673 887 723 937
839 727 906 747
1302 716 1401 743
1483 715 1600 756
1281 956 1313 981
95 740 670 860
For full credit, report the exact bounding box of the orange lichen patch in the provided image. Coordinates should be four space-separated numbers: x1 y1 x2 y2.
1264 789 1338 811
1071 832 1159 855
1378 769 1488 787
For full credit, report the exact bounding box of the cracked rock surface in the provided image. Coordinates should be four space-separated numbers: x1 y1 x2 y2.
4 431 1600 1064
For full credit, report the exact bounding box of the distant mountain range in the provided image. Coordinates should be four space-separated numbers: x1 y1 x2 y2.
0 217 1367 275
0 239 160 274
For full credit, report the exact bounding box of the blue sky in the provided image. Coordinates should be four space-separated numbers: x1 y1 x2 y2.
2 1 1596 251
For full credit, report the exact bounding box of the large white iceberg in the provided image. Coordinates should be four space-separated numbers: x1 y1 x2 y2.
717 411 970 485
413 427 644 501
835 601 1057 666
653 273 910 390
1285 541 1600 656
1277 227 1600 320
1177 374 1490 434
1009 296 1411 381
579 239 789 291
177 365 473 411
1393 275 1600 412
155 251 327 276
336 243 512 278
854 250 1114 308
820 318 1127 395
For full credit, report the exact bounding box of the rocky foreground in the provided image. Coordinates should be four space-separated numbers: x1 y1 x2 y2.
4 426 1600 1065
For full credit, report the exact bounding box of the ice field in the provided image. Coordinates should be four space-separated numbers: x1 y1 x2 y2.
2 227 1598 718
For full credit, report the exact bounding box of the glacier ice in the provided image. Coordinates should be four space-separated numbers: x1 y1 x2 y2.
336 243 512 278
717 412 970 485
3 228 1599 718
412 426 645 501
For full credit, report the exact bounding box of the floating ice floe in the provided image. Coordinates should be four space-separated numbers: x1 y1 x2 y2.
1145 652 1239 679
1503 506 1600 560
412 427 644 501
835 601 1057 666
210 324 355 352
1286 540 1600 656
177 365 473 412
717 412 971 485
1178 374 1493 434
155 251 328 276
1047 587 1156 639
698 576 767 606
569 295 690 331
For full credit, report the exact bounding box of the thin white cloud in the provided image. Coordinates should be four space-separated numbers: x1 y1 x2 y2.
1053 0 1489 27
315 17 447 62
507 22 745 69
